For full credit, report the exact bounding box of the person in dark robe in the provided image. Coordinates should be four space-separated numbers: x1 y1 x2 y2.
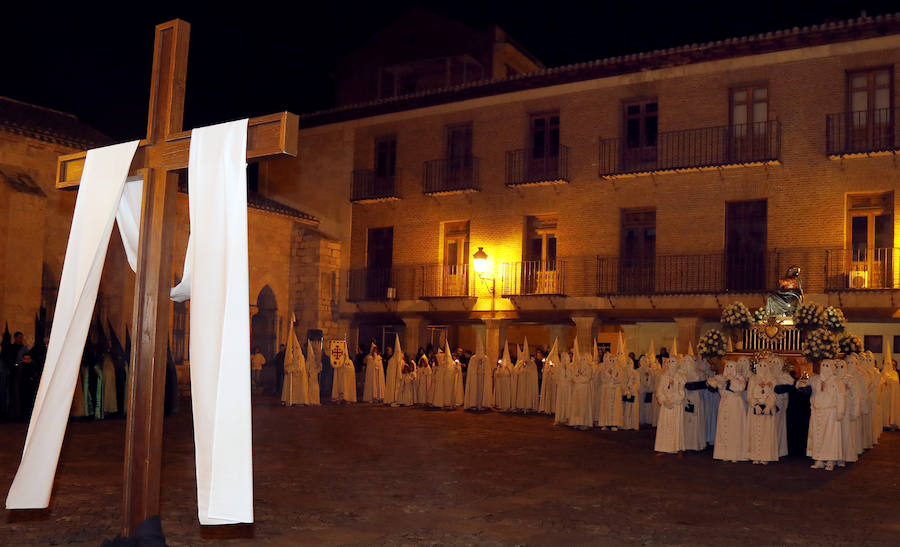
0 324 12 420
353 345 366 399
164 343 179 416
271 344 286 396
108 322 128 416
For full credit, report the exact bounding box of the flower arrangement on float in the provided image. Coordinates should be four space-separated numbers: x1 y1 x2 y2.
697 329 728 359
752 306 768 325
837 333 863 355
824 306 846 332
801 328 838 363
794 302 826 331
721 302 754 330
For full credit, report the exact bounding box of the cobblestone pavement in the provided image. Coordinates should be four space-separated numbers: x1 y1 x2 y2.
2 396 899 545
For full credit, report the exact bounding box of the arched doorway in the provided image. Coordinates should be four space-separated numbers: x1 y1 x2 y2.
250 285 278 361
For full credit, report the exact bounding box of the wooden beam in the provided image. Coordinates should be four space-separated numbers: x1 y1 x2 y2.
56 112 298 188
121 168 177 535
146 20 190 142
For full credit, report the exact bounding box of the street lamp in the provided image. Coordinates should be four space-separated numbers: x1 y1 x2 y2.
472 247 495 302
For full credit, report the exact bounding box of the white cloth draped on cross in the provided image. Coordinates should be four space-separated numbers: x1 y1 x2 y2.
6 119 254 526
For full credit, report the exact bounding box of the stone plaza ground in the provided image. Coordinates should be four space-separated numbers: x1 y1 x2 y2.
2 396 899 545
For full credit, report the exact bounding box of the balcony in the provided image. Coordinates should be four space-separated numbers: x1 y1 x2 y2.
505 145 570 186
825 248 900 290
596 252 781 295
350 169 398 202
501 260 567 296
420 264 472 298
826 108 899 156
598 120 781 177
423 158 480 194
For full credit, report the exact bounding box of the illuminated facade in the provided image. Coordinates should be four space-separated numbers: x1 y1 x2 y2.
277 14 900 363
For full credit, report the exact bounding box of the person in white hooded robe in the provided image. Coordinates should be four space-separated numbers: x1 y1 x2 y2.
281 318 309 406
513 338 540 412
331 340 357 403
384 335 404 406
397 353 417 406
621 353 641 430
597 350 624 430
362 344 386 403
834 358 862 465
554 348 573 424
654 356 687 454
746 359 779 464
464 335 493 410
306 339 322 405
493 343 514 412
433 341 464 408
805 359 845 470
708 359 747 462
414 351 432 405
568 338 595 429
880 352 900 430
767 355 794 458
680 354 708 451
637 349 658 426
539 338 560 415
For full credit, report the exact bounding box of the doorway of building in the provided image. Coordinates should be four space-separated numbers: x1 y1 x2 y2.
251 285 278 360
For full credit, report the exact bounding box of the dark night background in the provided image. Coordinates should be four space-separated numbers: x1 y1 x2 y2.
3 1 896 141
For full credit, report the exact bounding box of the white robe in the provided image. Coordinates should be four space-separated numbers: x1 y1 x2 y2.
567 360 594 428
746 374 779 462
807 369 845 462
433 360 463 408
838 369 862 463
464 354 493 409
398 364 416 406
362 354 385 402
414 358 432 405
513 359 539 412
637 365 657 425
331 357 357 403
384 352 403 405
493 364 513 411
882 365 900 428
597 360 624 428
620 365 640 430
554 359 572 424
281 334 308 406
654 371 687 453
710 374 747 461
539 362 557 414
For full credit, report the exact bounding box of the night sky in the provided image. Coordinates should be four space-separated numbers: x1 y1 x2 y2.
4 1 895 141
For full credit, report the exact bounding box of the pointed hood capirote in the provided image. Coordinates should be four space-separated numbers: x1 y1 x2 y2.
548 337 560 366
475 333 485 357
501 342 513 368
523 337 530 361
672 336 679 358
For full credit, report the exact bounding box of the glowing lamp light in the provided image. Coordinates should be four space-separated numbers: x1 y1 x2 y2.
473 247 489 276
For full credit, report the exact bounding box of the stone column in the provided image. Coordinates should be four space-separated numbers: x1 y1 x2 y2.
402 316 426 356
673 317 703 355
484 318 507 367
571 315 596 353
546 323 570 351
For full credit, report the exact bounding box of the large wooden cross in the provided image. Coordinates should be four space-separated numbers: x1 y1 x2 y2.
54 19 297 536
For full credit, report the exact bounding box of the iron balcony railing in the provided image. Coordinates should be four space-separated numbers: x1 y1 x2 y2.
500 260 567 296
596 252 782 295
350 169 398 202
423 157 480 194
505 144 570 185
826 107 898 156
825 248 900 290
598 120 781 176
420 264 472 298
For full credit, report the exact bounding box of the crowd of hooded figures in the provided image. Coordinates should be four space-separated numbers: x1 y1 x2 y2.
0 318 180 424
280 330 900 472
654 349 900 470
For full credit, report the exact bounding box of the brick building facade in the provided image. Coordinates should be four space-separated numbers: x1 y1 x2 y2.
292 13 900 365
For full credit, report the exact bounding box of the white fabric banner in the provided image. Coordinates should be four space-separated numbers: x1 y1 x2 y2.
116 175 144 272
6 140 140 509
182 119 254 525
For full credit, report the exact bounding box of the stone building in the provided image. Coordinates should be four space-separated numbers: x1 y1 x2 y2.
0 97 335 367
293 13 900 365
